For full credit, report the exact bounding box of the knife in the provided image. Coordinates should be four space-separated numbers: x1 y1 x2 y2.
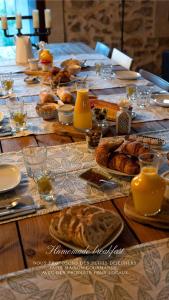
0 204 44 217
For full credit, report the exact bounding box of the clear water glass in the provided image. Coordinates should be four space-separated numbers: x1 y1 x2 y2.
7 97 27 133
22 146 47 178
100 64 115 80
136 86 152 109
1 73 14 95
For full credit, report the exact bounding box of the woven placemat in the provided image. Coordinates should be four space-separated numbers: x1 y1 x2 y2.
124 196 169 229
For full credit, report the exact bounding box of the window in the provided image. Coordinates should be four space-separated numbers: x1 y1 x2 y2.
0 0 37 46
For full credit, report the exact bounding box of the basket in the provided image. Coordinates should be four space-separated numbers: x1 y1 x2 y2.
36 104 58 120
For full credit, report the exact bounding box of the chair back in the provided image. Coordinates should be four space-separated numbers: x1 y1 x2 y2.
95 42 110 57
111 48 133 70
139 69 169 91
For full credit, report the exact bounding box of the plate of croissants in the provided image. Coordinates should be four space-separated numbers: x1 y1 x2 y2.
95 138 152 176
49 204 124 252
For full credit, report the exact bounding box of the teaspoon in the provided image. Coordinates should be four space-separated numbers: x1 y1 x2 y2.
0 200 19 210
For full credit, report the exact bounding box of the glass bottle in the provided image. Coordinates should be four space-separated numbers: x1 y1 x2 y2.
131 153 166 216
116 106 131 135
73 82 92 131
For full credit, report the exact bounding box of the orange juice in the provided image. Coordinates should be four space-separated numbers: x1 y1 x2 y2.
131 166 165 216
73 88 92 130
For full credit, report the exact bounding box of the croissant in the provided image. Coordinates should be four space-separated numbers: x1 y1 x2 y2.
121 141 150 157
108 152 140 175
95 139 124 166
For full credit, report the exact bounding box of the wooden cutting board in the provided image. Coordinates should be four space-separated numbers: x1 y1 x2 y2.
92 99 119 121
24 69 50 76
124 196 169 229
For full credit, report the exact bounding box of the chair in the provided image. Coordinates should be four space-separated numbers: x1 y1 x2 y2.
161 50 169 82
111 48 133 70
139 69 169 91
95 42 111 57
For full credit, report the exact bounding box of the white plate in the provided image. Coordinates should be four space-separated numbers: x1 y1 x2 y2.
24 76 40 84
97 163 136 177
0 112 4 122
152 94 169 107
0 164 21 193
49 213 124 254
116 71 141 80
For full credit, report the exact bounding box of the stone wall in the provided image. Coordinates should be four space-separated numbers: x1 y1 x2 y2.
62 0 169 74
46 0 169 74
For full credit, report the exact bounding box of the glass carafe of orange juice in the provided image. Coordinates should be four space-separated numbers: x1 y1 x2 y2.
73 82 92 131
131 153 165 216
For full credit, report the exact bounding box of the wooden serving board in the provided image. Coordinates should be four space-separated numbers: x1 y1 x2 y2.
92 99 119 121
124 196 169 229
24 69 50 76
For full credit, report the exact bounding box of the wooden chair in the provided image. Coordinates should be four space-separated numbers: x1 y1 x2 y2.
139 69 169 91
111 48 133 70
95 42 111 57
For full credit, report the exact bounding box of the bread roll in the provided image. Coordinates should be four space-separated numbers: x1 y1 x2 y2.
121 141 150 157
39 92 56 105
57 87 72 103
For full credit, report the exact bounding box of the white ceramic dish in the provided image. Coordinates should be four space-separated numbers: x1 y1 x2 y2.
24 76 40 84
0 164 21 193
49 213 124 254
152 94 169 107
115 71 141 80
97 163 136 177
0 112 4 122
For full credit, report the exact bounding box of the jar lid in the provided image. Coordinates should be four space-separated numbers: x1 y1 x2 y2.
58 104 74 112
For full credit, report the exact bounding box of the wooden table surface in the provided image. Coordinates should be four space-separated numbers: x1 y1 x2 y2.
0 42 169 277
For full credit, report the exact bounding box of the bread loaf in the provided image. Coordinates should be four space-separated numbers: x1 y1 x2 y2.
50 205 122 250
121 141 150 157
108 152 140 175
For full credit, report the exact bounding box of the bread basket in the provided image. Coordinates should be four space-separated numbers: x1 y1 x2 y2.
36 104 58 120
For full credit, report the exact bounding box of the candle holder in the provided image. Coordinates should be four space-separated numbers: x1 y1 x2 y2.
3 26 51 38
1 15 51 39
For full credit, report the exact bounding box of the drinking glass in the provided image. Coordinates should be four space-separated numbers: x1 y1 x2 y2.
136 86 152 109
34 171 55 202
86 122 102 152
1 73 14 95
99 64 115 80
95 63 102 76
126 85 137 106
22 146 47 178
7 97 27 133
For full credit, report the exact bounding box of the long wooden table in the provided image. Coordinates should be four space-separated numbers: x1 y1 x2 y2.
0 43 169 277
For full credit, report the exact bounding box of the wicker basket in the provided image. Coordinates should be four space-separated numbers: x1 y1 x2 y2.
36 104 58 120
